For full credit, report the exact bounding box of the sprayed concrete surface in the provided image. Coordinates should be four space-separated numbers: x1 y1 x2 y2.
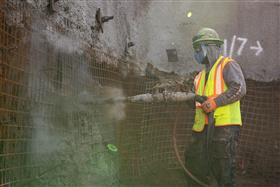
23 0 280 81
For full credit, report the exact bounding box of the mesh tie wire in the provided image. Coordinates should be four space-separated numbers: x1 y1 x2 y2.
172 103 209 187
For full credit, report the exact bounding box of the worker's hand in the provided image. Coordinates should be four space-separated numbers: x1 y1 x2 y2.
201 97 217 113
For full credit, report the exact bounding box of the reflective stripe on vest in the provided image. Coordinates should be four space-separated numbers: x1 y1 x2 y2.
192 56 242 132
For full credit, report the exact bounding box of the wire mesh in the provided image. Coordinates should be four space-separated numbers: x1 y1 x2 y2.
0 1 279 187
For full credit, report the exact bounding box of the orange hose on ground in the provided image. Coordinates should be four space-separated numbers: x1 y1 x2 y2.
172 104 209 187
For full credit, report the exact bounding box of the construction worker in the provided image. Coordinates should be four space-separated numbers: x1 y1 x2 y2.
185 28 246 187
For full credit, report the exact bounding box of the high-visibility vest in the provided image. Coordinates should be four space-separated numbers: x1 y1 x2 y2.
193 56 242 132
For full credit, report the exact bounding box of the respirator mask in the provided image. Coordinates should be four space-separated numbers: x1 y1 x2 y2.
194 44 208 64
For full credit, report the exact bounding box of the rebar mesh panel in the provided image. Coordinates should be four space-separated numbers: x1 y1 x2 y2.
236 80 280 187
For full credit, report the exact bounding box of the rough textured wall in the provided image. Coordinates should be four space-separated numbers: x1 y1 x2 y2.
26 0 280 81
134 1 279 81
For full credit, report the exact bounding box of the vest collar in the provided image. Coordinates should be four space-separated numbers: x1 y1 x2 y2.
204 55 224 73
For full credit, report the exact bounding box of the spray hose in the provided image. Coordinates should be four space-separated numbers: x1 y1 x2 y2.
172 96 209 187
102 91 209 186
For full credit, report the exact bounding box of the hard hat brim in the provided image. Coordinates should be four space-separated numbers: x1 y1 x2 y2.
193 38 224 48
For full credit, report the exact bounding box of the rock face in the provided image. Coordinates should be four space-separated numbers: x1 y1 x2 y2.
21 0 280 81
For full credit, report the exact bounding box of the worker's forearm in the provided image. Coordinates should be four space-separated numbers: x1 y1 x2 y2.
214 82 246 106
214 61 246 107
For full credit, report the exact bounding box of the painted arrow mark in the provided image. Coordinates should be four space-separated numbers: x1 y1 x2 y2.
224 36 264 57
250 40 263 56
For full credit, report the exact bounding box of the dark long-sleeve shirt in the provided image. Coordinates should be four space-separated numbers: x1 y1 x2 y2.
214 61 246 106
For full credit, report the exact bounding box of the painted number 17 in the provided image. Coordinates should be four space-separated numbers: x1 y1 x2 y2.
223 35 263 57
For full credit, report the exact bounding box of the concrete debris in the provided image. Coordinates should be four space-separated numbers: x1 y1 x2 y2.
145 63 196 93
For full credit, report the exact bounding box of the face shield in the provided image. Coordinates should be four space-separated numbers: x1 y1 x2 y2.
194 43 222 65
193 43 207 64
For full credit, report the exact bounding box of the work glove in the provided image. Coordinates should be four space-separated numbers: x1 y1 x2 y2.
202 97 217 113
